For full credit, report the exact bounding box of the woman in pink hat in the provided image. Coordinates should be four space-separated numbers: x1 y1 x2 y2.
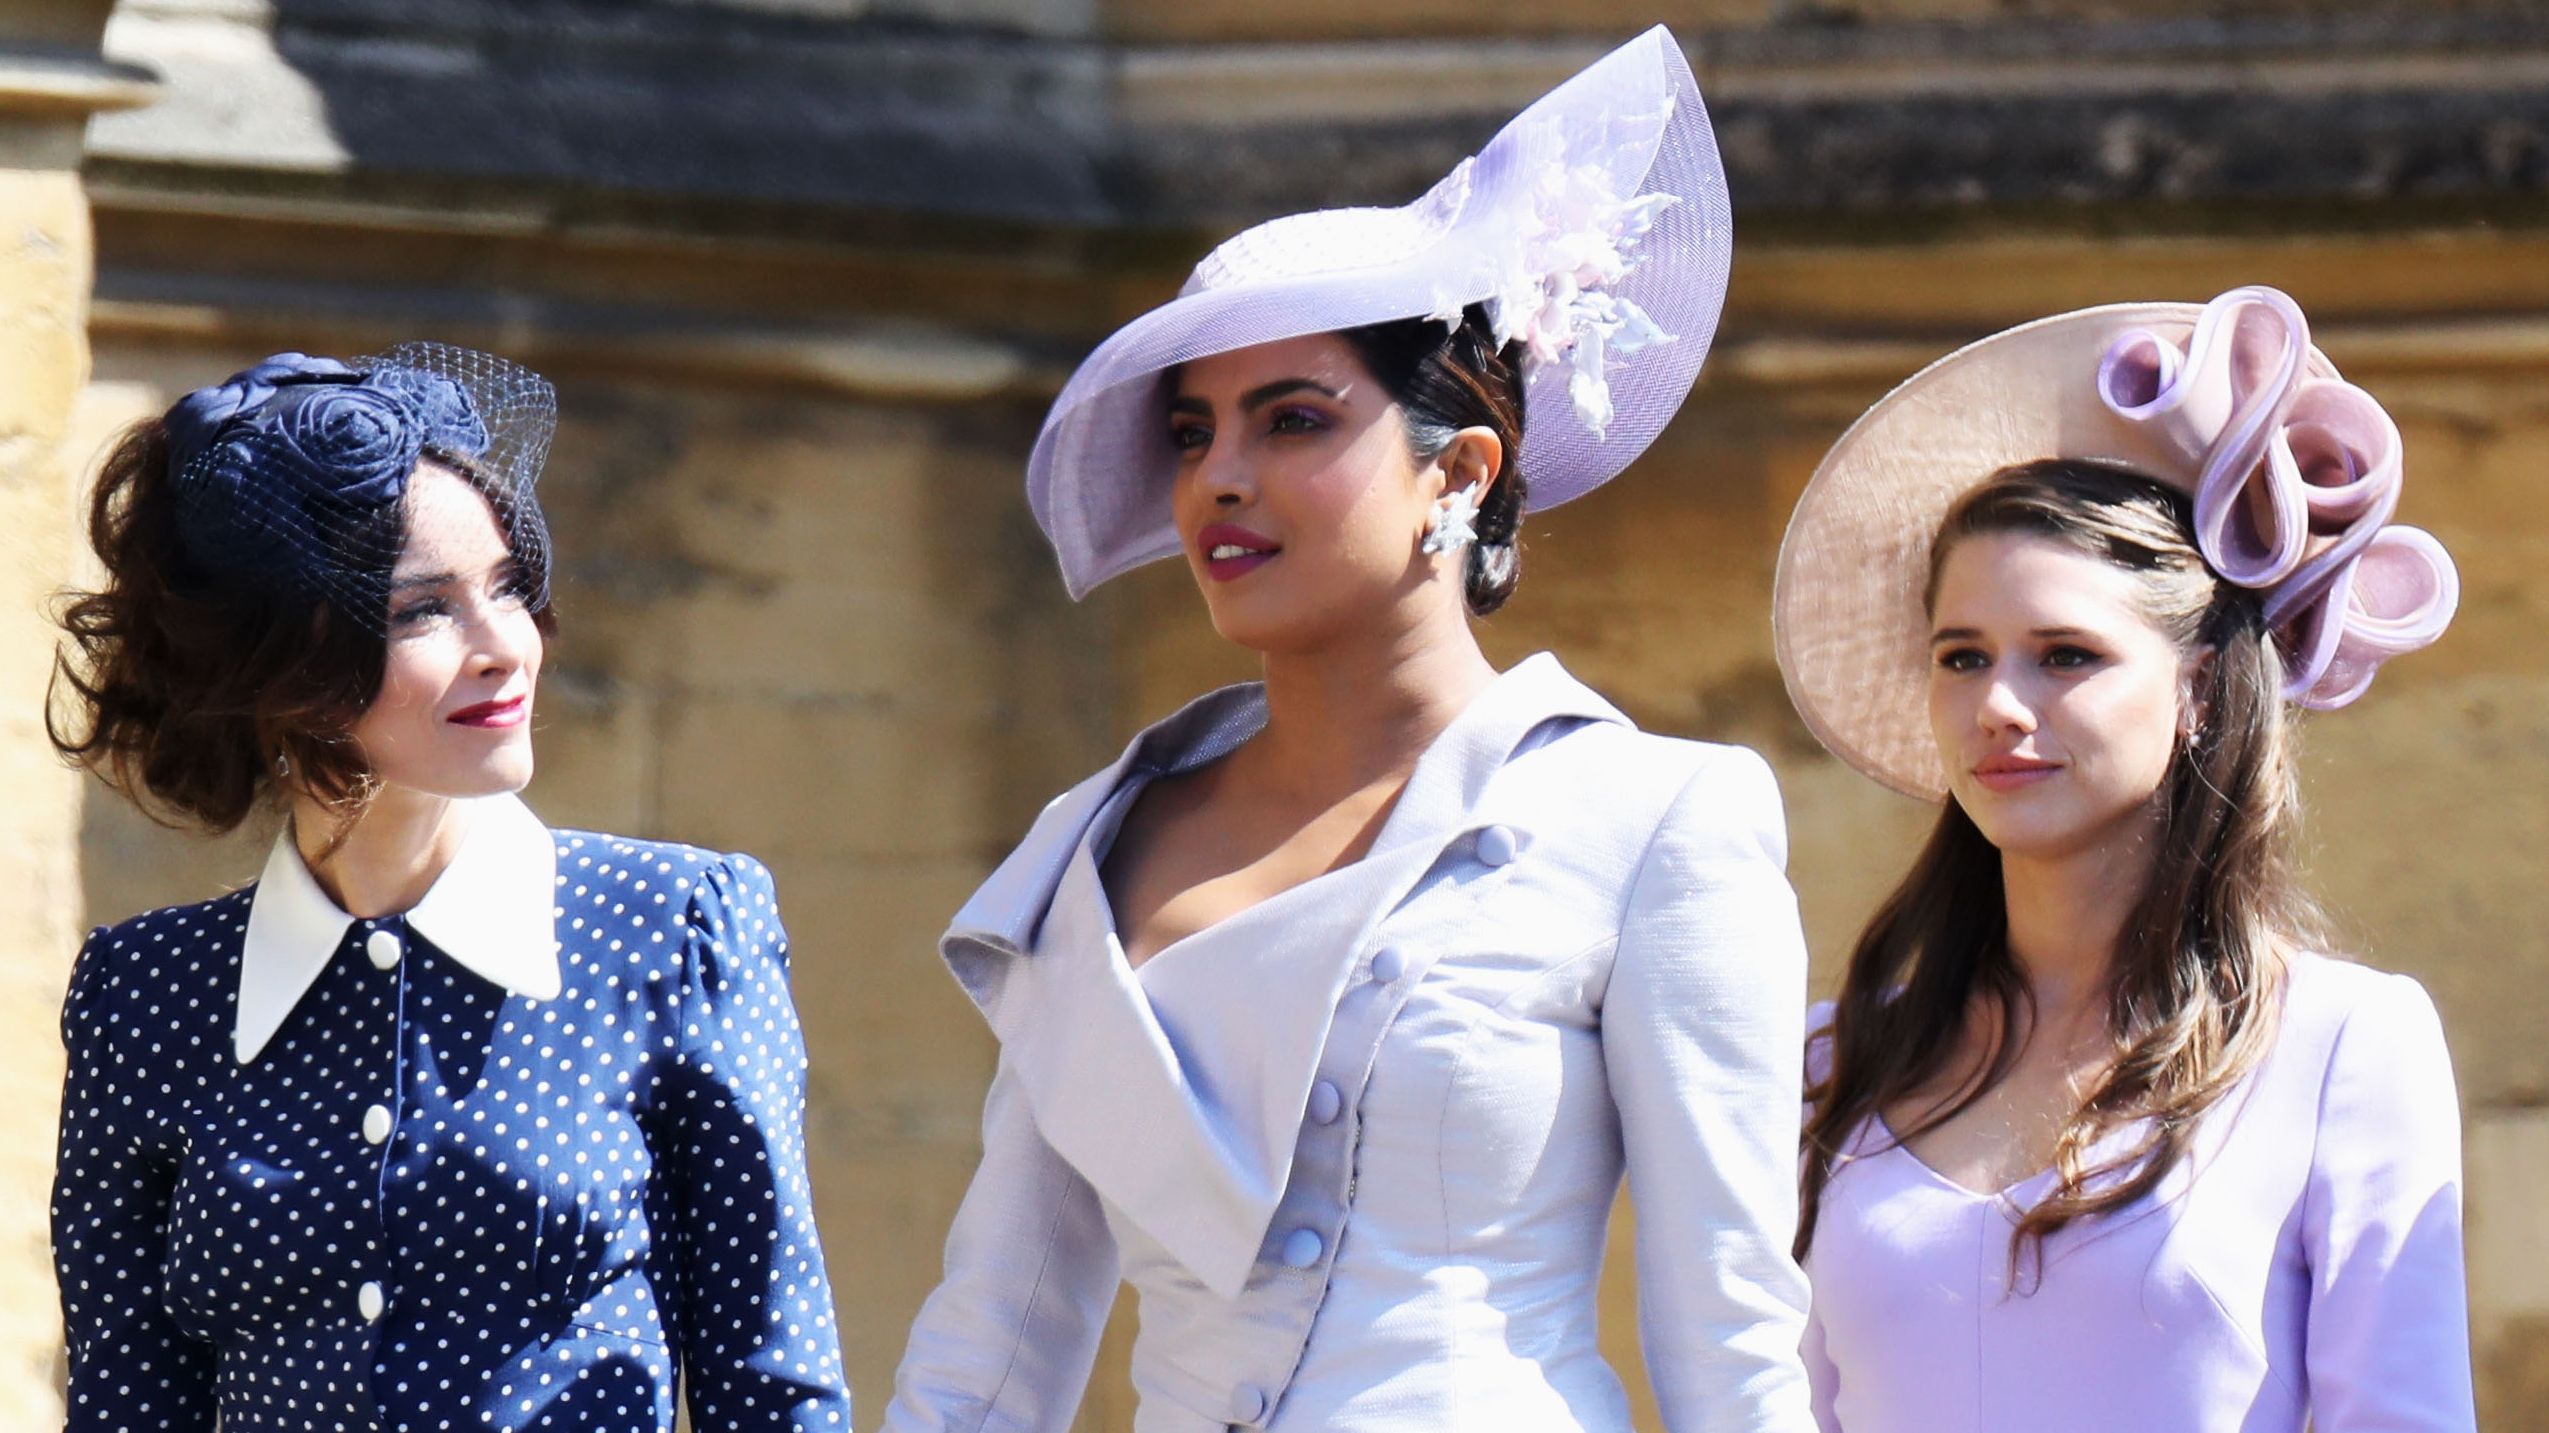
1775 286 2474 1432
885 27 1817 1433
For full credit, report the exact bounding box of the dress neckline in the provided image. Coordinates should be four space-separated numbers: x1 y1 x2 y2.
1868 1111 2063 1204
1081 766 1383 981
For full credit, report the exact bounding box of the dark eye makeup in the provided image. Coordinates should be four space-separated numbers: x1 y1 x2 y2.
1268 405 1329 436
390 596 450 629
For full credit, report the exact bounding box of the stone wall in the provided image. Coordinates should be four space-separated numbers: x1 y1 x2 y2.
11 0 2545 1426
0 168 92 1433
0 2 147 1423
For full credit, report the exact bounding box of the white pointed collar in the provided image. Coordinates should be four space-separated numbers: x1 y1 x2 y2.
235 792 562 1064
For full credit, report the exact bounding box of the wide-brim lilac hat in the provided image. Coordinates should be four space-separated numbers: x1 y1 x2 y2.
1775 285 2459 801
1029 24 1729 599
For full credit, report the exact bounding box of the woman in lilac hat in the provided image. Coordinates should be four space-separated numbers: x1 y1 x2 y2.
887 27 1816 1433
1774 286 2473 1432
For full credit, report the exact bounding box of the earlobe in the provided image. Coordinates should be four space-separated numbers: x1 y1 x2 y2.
1418 427 1502 557
2181 644 2218 738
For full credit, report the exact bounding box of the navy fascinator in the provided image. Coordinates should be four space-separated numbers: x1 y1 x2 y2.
162 343 555 631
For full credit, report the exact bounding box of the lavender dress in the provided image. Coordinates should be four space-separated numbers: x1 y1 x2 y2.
1803 952 2475 1433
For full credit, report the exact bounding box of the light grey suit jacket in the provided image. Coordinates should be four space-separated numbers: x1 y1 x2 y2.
885 654 1814 1433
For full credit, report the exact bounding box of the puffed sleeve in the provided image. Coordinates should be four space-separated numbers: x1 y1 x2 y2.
51 928 219 1430
883 1057 1121 1433
2300 972 2476 1431
658 855 853 1430
1602 748 1816 1433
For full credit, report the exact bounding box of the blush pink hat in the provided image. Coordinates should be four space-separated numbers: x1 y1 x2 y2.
1775 285 2460 801
1027 25 1731 599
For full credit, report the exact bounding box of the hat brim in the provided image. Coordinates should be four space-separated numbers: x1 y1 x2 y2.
1029 24 1730 600
1772 302 2344 801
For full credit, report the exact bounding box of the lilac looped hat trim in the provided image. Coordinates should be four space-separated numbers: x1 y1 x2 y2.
1773 284 2460 802
2090 285 2457 709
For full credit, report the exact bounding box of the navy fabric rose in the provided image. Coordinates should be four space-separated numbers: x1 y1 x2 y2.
174 433 304 585
267 382 426 512
367 368 490 459
161 352 357 465
163 352 494 595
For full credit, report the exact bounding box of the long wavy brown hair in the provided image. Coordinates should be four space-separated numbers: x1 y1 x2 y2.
1797 458 2323 1281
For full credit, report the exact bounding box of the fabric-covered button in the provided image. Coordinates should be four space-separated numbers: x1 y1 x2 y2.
357 1280 384 1323
1369 948 1406 983
365 929 402 970
361 1104 392 1146
1476 824 1518 866
1307 1080 1342 1125
1229 1385 1267 1424
1281 1228 1325 1268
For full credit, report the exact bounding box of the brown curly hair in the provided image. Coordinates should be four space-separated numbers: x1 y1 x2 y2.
47 417 557 834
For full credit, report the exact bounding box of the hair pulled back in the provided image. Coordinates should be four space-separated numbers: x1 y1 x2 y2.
1798 458 2320 1284
1343 303 1529 615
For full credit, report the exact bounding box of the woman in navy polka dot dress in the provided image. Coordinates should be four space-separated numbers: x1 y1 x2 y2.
44 348 851 1431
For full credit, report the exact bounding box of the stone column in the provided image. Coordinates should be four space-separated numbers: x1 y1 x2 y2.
0 2 150 1420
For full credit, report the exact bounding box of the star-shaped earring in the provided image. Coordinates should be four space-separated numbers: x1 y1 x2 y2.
1423 484 1484 556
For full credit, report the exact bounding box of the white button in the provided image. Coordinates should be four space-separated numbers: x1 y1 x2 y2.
1280 1228 1324 1268
1229 1385 1267 1424
1307 1081 1342 1125
1369 948 1406 983
356 1281 384 1323
1477 824 1518 867
365 930 402 970
361 1104 392 1146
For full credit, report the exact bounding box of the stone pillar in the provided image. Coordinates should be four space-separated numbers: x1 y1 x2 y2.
0 3 151 1420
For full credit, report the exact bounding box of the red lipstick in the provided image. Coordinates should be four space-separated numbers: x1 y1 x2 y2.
1197 523 1280 583
447 694 529 730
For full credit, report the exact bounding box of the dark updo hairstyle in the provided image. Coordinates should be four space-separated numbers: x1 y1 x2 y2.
1342 303 1529 615
47 419 557 835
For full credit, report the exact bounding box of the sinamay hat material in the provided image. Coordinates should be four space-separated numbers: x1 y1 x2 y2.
1775 285 2460 802
1028 25 1731 599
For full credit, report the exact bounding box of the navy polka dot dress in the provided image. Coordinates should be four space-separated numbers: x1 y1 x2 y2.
49 803 851 1431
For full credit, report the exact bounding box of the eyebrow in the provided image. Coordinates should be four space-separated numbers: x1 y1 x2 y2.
390 558 518 595
1168 377 1343 418
1930 625 2094 643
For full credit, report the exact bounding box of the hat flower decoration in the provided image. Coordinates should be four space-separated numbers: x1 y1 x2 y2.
1028 24 1730 599
161 342 557 631
1775 283 2459 801
1474 109 1684 439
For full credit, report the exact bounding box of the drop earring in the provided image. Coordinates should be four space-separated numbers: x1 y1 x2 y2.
1422 484 1484 556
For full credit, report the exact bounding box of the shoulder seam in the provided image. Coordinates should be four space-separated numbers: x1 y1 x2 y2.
1613 754 1721 941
